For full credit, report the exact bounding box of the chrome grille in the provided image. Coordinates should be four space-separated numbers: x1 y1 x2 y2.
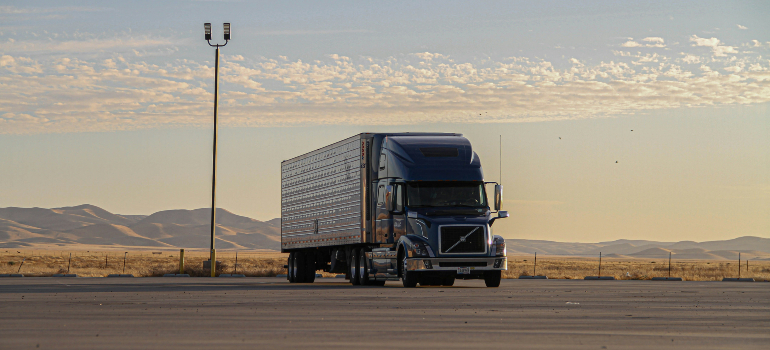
439 226 485 254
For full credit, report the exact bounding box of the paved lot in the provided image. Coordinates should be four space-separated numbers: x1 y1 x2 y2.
0 277 768 349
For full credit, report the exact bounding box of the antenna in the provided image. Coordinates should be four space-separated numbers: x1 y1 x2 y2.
499 135 502 184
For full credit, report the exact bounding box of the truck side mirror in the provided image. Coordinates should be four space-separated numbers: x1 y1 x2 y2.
385 185 394 212
494 184 503 211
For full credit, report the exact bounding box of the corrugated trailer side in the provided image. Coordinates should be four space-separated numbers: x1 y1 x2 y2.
281 134 369 251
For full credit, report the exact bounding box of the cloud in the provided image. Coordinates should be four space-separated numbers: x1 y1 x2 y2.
642 37 666 47
690 35 738 56
0 36 176 55
621 40 642 48
1 35 769 134
680 54 701 64
737 24 748 30
622 37 666 48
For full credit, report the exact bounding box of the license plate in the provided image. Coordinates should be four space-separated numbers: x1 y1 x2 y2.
457 267 470 274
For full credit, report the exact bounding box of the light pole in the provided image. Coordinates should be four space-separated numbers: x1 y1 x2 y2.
204 22 230 277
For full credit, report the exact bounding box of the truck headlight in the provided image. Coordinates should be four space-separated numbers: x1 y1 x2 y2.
412 242 431 257
493 237 506 257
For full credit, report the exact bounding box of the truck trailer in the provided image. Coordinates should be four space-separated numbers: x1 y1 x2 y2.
281 133 508 287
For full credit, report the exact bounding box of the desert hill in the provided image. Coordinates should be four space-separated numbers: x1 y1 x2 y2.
499 236 770 260
0 205 280 251
1 205 769 259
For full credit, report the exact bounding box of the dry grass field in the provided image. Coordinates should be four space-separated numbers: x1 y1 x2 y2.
0 250 292 278
503 256 770 281
1 250 769 281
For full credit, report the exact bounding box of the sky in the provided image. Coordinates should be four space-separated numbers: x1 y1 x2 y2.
0 1 768 243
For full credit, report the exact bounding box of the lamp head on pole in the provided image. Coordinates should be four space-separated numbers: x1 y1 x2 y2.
204 23 212 41
223 23 231 41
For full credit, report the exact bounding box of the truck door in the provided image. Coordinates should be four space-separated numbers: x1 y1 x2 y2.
375 179 392 243
391 181 406 242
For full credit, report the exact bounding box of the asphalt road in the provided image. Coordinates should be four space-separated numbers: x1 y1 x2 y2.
0 277 768 349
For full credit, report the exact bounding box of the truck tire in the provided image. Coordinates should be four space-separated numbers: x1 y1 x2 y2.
304 251 316 283
484 270 501 288
440 275 455 286
359 249 370 285
350 248 361 285
419 273 441 286
288 252 296 283
401 255 418 288
295 251 307 283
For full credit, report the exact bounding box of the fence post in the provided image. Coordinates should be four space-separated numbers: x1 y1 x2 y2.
210 249 216 277
105 254 108 269
179 249 185 274
18 258 26 273
123 252 127 274
67 253 72 273
234 251 238 274
533 252 537 276
668 252 671 278
598 252 602 277
738 252 740 279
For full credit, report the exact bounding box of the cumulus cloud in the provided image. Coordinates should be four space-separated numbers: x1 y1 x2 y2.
690 35 738 56
642 37 666 47
737 24 748 30
622 37 666 48
1 35 769 134
621 40 643 48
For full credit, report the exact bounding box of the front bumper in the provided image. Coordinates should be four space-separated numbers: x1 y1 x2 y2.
406 257 507 272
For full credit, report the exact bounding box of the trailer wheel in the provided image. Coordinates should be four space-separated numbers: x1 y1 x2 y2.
484 270 501 288
288 252 296 283
401 255 418 288
295 251 307 283
350 248 361 286
304 251 316 283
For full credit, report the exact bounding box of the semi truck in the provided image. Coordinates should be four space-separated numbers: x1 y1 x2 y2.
281 133 508 287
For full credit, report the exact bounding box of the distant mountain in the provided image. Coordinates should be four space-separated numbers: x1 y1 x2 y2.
499 236 770 260
1 204 769 259
0 205 280 251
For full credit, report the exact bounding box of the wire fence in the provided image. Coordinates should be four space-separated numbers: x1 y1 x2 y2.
1 249 769 280
504 252 770 281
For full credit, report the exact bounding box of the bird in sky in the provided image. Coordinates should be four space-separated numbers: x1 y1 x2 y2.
615 161 618 163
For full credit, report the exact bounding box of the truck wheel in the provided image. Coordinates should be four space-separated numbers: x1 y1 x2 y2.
359 249 370 285
484 270 501 288
304 251 316 283
295 251 307 283
441 275 455 286
288 252 296 283
401 255 418 288
350 248 361 285
419 273 440 286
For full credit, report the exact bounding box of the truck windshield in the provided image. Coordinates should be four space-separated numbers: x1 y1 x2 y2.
406 182 487 208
